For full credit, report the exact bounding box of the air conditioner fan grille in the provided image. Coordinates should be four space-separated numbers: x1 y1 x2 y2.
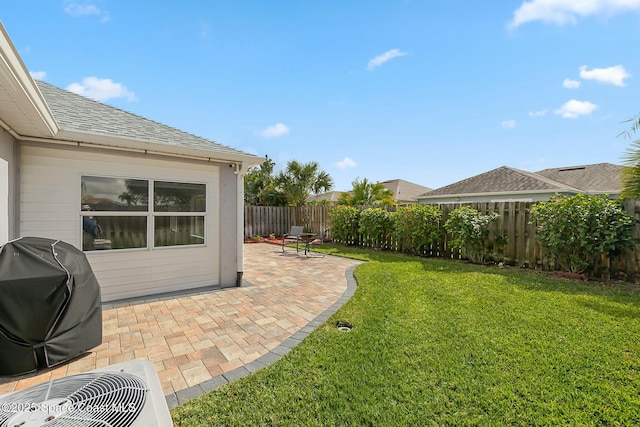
0 372 147 427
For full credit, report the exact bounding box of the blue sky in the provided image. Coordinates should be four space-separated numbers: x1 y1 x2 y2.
3 1 640 191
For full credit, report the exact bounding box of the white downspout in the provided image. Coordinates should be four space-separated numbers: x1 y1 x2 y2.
234 161 248 286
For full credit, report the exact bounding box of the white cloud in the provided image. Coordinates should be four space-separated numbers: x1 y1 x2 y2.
367 49 408 71
554 99 597 118
64 1 110 22
30 71 46 80
563 78 581 89
501 120 516 129
529 109 548 117
66 77 136 102
336 157 357 169
258 123 290 138
579 65 631 86
509 0 640 28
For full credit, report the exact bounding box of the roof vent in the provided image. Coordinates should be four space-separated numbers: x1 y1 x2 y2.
557 166 586 172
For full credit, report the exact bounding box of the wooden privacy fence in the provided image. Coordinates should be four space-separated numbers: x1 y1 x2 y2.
435 200 640 283
244 201 640 283
438 201 538 267
244 205 332 238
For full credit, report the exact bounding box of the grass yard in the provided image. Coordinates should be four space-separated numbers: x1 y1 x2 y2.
172 245 640 426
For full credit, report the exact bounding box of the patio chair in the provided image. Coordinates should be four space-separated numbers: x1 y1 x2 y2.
282 225 304 253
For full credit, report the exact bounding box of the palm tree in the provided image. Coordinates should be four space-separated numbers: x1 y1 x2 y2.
619 114 640 198
244 156 286 205
276 160 334 206
337 177 395 206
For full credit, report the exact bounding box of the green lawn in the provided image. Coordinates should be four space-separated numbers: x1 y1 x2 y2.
172 246 640 426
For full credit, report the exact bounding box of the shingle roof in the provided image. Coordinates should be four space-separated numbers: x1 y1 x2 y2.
36 81 250 157
421 166 574 197
418 163 624 199
536 163 622 193
381 179 432 202
308 179 432 204
307 191 344 203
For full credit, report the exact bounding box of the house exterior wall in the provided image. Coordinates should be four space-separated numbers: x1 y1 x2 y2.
219 164 240 287
19 143 224 302
0 129 15 244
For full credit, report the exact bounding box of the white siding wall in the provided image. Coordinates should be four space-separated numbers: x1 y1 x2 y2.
0 130 14 244
20 144 221 302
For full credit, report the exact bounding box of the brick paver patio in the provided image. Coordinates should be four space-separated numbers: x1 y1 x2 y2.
0 243 361 408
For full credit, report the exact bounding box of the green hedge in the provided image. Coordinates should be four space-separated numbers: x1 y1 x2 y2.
445 206 498 263
327 195 636 275
392 205 442 255
358 208 394 249
530 194 636 273
329 205 361 245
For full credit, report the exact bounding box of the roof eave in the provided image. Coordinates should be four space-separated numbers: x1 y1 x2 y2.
416 188 577 200
581 190 619 195
43 129 263 166
0 22 59 137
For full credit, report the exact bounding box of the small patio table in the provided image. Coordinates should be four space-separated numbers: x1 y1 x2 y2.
299 233 317 256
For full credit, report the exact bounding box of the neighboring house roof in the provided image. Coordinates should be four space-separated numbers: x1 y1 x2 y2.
307 191 344 203
417 163 623 201
421 166 574 198
536 163 622 194
381 179 433 203
308 179 432 204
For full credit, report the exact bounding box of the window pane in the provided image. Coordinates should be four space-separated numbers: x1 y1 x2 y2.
154 216 205 247
81 176 148 211
82 216 147 251
154 181 206 212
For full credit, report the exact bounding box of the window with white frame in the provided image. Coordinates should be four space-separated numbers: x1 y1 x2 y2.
80 176 206 251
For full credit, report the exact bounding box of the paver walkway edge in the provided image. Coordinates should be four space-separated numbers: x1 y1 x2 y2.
165 264 359 409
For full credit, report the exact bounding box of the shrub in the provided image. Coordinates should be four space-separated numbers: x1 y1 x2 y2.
392 205 442 255
329 205 361 245
530 194 636 274
445 206 498 264
358 208 393 249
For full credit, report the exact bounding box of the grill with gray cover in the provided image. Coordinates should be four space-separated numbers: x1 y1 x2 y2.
0 237 102 376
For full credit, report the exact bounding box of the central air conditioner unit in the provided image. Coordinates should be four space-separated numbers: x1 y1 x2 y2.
0 360 172 427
